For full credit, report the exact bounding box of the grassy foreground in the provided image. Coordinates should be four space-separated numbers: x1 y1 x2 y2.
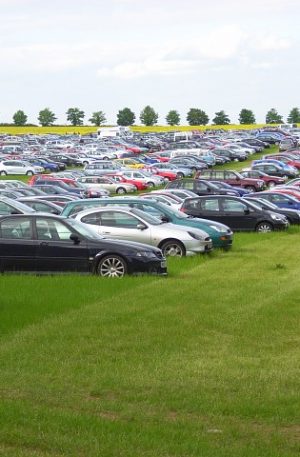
1 229 300 456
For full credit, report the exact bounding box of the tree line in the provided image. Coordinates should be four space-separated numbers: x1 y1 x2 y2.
3 106 300 127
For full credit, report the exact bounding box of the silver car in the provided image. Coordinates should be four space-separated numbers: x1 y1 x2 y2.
76 176 136 194
74 206 212 256
0 160 44 176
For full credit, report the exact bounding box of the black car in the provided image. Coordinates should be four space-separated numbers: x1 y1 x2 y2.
0 214 167 277
180 195 288 232
166 179 239 196
243 196 300 224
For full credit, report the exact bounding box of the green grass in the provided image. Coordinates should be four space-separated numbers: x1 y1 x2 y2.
1 230 300 456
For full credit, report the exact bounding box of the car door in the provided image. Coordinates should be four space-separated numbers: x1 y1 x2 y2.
35 217 90 272
81 210 152 245
219 198 257 230
0 216 37 271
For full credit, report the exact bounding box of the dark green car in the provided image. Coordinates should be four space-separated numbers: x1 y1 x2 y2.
61 197 233 248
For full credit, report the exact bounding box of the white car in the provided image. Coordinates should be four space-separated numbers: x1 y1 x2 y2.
74 206 212 256
0 160 44 176
76 176 136 194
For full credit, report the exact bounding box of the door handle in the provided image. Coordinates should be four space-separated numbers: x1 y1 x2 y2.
102 231 111 234
40 241 49 246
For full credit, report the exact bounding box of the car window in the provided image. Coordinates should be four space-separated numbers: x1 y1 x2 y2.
225 172 237 179
214 171 224 179
0 218 32 239
222 200 247 212
36 219 73 241
181 181 194 190
81 213 102 225
99 211 141 228
201 199 219 211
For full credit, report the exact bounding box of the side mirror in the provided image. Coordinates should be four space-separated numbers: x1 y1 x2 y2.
70 233 81 244
161 215 170 223
244 208 250 215
136 223 147 230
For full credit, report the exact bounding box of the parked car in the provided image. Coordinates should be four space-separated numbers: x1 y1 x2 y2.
196 169 265 192
0 196 36 215
0 160 44 176
63 197 233 249
251 162 298 179
240 170 286 188
76 175 136 194
17 198 62 215
165 178 239 196
180 195 288 232
0 214 167 277
243 196 300 224
74 206 213 256
240 191 300 210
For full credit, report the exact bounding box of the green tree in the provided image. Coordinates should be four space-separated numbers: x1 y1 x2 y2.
139 106 158 126
166 110 180 126
13 110 27 126
212 110 230 125
88 111 106 127
287 107 300 124
38 107 57 127
117 108 135 126
238 109 256 124
186 108 209 126
66 107 85 126
265 108 283 124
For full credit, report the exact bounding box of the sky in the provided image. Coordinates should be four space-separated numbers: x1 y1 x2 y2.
0 0 299 125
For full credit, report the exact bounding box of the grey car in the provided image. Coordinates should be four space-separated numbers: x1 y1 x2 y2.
74 206 212 256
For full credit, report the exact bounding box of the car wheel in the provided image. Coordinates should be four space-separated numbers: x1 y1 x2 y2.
245 185 256 191
256 222 273 233
26 170 34 176
177 172 184 179
0 170 7 175
160 240 185 257
147 181 155 188
268 181 276 188
97 255 127 278
116 187 127 194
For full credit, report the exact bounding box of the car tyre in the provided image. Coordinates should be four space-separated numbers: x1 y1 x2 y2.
0 170 7 175
268 181 276 188
256 222 273 233
97 255 127 278
160 239 185 257
177 172 184 179
147 182 155 188
26 170 34 176
116 187 127 194
245 185 256 191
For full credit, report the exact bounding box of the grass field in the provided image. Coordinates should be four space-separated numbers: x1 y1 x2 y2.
1 229 300 456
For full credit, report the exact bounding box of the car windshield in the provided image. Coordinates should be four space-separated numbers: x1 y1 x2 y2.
67 218 105 239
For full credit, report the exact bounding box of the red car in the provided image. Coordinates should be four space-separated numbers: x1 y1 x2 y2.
240 170 286 188
144 166 177 181
107 173 148 191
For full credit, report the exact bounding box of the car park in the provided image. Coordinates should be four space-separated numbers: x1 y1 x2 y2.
180 195 288 232
0 214 167 277
73 206 213 256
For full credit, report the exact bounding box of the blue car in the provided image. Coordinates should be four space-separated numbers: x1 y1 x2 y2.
246 191 300 210
252 159 297 175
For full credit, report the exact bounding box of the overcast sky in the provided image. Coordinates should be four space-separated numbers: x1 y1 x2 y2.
1 0 299 125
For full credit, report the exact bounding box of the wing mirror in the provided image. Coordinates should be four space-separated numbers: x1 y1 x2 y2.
70 233 81 244
136 223 147 230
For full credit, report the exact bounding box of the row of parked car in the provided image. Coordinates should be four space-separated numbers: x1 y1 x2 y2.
0 127 300 277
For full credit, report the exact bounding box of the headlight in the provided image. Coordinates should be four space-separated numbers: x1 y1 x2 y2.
136 251 157 258
270 213 284 221
209 225 226 233
187 231 203 240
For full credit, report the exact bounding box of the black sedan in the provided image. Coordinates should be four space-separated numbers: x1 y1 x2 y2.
0 214 167 277
180 195 288 232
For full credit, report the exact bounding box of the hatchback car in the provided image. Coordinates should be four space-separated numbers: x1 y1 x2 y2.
0 214 167 277
74 206 213 256
180 196 288 232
